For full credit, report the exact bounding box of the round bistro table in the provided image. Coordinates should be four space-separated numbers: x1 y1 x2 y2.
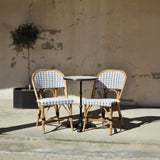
64 76 97 132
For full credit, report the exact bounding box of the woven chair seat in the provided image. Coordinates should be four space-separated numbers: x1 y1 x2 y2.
37 97 73 106
83 98 120 107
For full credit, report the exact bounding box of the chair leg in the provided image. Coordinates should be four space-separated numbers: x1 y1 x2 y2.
69 104 73 131
41 106 45 134
116 103 124 127
101 107 105 125
36 107 41 126
56 105 60 124
109 107 113 136
82 105 87 132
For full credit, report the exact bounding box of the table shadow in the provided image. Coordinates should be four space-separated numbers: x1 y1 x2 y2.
1 106 160 135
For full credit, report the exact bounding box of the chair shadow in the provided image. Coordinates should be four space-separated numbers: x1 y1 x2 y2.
0 113 81 134
0 122 37 134
76 107 160 135
1 106 160 135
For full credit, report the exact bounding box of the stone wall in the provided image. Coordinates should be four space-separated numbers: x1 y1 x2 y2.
0 0 160 106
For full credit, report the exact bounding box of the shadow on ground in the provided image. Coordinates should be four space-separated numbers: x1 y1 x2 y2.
0 106 160 135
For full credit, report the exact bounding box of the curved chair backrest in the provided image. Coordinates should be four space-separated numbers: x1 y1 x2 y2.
32 69 68 99
92 69 127 100
32 69 65 89
96 70 127 90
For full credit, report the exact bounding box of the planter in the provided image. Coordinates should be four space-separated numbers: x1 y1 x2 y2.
13 88 38 109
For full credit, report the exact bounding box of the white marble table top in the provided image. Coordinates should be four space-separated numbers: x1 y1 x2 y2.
64 75 97 81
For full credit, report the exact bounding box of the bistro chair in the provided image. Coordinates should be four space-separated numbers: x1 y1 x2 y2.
32 69 73 134
82 69 127 135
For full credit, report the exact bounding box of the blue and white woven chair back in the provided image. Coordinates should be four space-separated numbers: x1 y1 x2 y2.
33 70 65 89
96 70 126 90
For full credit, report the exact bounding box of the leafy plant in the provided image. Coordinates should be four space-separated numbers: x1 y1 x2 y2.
10 23 39 89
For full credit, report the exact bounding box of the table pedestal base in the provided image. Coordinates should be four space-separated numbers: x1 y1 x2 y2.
76 122 96 132
64 76 97 133
67 121 96 131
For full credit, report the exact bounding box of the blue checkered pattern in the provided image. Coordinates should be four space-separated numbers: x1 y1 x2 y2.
83 98 119 107
33 71 65 89
37 97 73 106
96 71 126 90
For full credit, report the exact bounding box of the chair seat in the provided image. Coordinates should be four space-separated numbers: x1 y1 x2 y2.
83 98 120 107
37 97 73 106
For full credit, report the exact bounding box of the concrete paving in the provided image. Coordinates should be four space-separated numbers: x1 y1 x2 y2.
0 97 160 159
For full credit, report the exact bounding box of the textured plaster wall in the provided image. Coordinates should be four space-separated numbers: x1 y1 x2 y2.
0 0 160 106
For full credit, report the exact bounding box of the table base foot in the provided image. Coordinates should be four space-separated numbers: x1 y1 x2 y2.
67 122 96 132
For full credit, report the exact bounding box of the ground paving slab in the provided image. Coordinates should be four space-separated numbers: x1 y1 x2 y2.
0 99 160 159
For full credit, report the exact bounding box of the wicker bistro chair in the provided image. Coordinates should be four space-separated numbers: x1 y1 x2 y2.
82 69 127 135
32 69 74 134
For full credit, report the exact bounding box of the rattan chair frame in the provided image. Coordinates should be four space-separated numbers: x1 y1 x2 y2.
32 69 73 134
82 69 127 135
